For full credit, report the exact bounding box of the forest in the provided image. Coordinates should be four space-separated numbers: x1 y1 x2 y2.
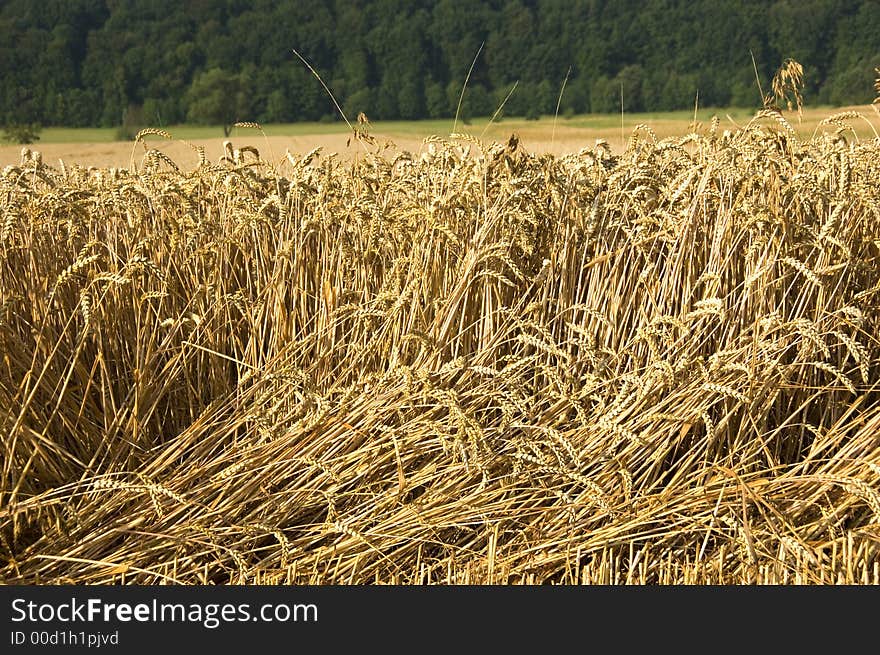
1 0 879 127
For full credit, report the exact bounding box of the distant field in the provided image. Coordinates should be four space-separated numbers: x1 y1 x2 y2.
3 105 878 170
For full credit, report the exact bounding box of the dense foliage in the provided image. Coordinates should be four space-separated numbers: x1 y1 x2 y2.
1 0 879 127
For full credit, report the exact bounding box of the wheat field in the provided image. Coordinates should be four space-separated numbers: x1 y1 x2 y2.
1 107 880 585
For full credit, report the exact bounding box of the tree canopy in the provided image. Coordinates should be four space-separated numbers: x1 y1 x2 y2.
1 0 878 128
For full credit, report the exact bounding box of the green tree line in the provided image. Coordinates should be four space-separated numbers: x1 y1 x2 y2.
1 0 878 128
